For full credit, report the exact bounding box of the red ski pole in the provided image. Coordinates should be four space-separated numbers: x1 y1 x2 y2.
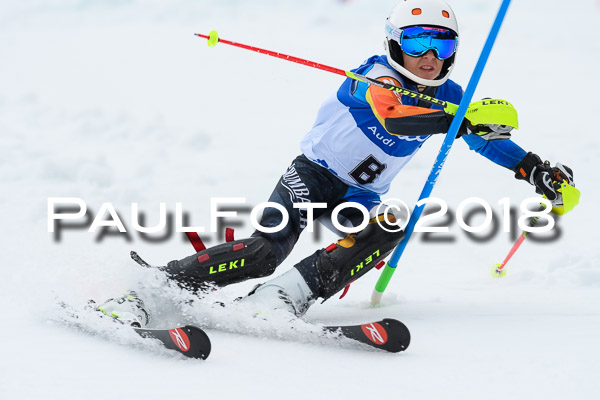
195 32 348 77
492 174 580 278
195 31 458 114
491 212 542 278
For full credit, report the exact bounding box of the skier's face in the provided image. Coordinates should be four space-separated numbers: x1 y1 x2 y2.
402 50 444 82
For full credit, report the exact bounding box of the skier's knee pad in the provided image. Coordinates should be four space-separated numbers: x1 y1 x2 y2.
164 237 277 290
295 215 404 301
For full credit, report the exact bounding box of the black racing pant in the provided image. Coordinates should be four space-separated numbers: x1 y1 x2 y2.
164 155 399 295
252 154 364 266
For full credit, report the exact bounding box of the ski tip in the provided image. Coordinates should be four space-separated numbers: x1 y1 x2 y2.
382 318 411 352
130 251 151 268
183 325 212 360
136 325 211 360
130 250 139 263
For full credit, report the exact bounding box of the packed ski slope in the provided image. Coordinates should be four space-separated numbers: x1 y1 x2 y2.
1 0 599 399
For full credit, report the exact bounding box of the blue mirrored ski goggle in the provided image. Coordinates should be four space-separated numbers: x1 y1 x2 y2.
387 23 458 60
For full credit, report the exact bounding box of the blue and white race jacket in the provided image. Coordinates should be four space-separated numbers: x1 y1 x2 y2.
301 55 526 195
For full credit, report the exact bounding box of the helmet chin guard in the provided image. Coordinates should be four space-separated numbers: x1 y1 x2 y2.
384 0 459 87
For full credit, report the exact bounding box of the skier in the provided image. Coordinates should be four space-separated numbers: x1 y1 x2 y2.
97 0 575 327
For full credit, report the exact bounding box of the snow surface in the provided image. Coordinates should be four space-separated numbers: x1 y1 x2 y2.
1 0 599 399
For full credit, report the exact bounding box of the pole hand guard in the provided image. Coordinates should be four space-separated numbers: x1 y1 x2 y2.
464 98 518 141
547 162 580 215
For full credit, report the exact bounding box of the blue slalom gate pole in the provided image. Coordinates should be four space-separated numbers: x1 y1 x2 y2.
371 0 513 305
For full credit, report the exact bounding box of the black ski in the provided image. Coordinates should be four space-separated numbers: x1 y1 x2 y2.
134 325 211 360
130 251 410 353
57 300 211 360
325 318 410 353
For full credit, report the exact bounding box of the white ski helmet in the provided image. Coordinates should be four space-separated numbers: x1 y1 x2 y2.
384 0 459 86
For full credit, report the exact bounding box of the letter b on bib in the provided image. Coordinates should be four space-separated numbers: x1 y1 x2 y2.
350 155 387 185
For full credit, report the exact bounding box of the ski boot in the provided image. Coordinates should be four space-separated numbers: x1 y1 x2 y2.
242 212 404 316
163 236 277 292
240 268 316 317
295 212 404 302
94 291 151 328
